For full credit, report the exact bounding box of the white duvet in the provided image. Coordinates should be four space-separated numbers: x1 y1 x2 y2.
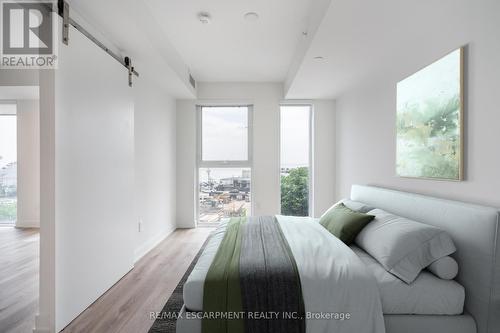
183 216 386 333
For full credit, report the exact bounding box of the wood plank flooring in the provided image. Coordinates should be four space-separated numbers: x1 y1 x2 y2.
0 227 211 333
0 227 39 333
61 227 213 333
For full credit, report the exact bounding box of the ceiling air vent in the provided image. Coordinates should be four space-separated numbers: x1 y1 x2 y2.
189 74 196 89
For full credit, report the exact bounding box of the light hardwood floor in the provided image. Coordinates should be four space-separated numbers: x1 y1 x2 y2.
0 227 39 333
0 226 211 333
61 227 213 333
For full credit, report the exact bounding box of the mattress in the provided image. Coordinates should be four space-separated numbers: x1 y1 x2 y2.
183 219 465 315
351 245 465 315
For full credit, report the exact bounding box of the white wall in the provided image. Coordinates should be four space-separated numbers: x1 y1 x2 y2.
55 27 135 331
313 100 336 216
16 99 40 228
134 74 177 261
176 83 336 227
334 1 500 207
38 22 179 332
38 24 135 332
38 69 56 333
175 99 197 228
0 69 38 86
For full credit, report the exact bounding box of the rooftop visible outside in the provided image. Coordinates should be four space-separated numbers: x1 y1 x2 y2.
199 168 251 226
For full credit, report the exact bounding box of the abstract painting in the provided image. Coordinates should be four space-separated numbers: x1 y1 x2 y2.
396 48 464 180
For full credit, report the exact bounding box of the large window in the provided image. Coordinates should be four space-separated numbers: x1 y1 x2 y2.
280 105 311 217
197 106 252 225
0 103 17 225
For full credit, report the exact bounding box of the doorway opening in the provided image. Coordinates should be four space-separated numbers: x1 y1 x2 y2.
0 103 17 226
0 85 40 333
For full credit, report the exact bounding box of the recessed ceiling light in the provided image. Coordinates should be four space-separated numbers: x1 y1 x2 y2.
314 56 324 60
198 12 211 24
244 12 259 21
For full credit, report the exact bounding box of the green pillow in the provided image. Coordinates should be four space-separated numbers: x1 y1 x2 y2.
319 203 375 245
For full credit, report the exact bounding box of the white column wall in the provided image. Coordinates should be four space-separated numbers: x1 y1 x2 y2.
312 100 336 216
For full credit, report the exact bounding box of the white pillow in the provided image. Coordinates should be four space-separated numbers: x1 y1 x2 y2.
355 209 456 284
427 256 459 280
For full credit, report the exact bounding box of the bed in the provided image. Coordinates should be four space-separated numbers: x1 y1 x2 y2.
176 185 500 333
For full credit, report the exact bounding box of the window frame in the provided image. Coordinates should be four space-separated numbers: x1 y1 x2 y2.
278 102 314 217
196 104 254 225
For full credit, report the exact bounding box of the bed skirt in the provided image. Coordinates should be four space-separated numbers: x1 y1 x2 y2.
176 305 477 333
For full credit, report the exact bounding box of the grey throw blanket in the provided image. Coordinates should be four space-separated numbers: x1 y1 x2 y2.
239 216 305 333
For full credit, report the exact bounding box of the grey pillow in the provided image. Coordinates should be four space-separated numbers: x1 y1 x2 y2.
355 209 456 284
427 256 459 280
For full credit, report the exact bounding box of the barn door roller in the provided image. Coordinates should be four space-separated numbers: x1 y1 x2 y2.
57 0 139 87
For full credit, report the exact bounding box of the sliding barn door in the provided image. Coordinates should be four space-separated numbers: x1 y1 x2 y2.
52 24 135 331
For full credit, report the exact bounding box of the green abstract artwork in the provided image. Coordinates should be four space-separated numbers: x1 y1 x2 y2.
396 48 463 180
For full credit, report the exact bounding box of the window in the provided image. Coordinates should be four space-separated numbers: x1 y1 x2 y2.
0 103 17 225
280 105 312 217
201 106 249 161
197 106 252 225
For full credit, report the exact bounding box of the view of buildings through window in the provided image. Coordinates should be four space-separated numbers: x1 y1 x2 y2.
280 105 311 216
198 106 251 225
0 104 17 224
199 168 251 224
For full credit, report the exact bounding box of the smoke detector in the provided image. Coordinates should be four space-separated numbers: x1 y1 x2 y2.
198 12 211 24
244 12 259 21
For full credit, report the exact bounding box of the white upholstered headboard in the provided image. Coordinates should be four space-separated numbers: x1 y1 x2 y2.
350 185 500 333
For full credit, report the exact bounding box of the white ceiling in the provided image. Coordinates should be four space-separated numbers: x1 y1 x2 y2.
285 0 493 99
69 0 196 98
67 0 493 99
68 0 334 95
145 0 317 82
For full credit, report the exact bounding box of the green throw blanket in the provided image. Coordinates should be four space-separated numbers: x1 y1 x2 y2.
202 216 305 333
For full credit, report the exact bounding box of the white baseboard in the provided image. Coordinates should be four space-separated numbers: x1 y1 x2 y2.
33 314 52 333
134 227 174 263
